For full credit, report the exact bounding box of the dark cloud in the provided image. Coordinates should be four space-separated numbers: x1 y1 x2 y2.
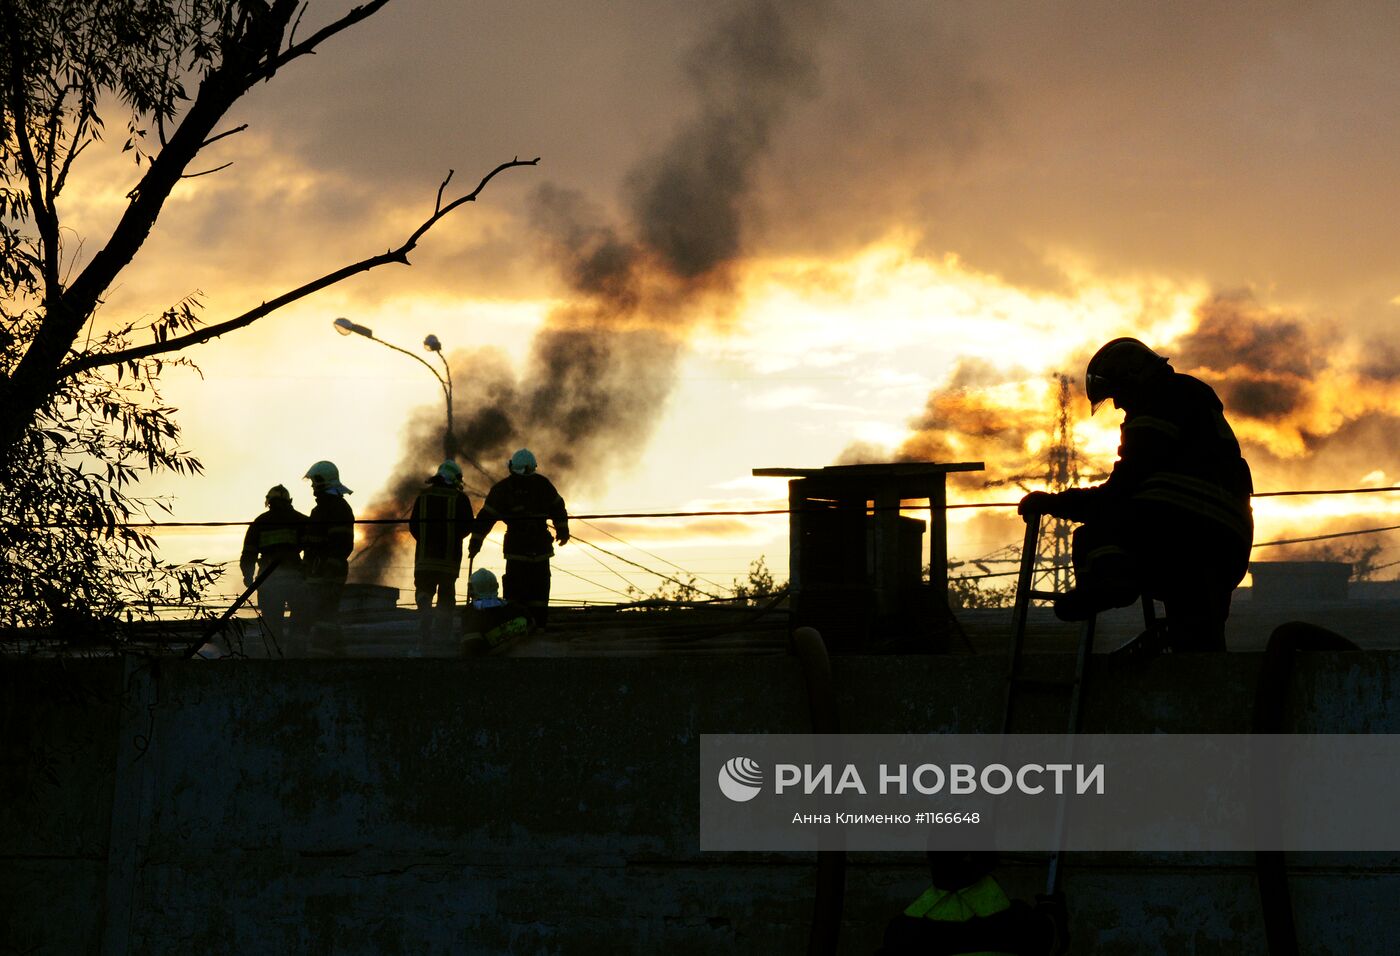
886 367 1043 493
947 357 1019 391
1172 294 1321 381
133 2 1400 326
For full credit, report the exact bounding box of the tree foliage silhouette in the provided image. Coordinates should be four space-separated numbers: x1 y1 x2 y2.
0 0 535 636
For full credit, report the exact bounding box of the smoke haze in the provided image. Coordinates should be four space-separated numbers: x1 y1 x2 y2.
354 0 830 582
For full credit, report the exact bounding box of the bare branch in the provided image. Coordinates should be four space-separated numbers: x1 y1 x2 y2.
402 156 540 250
289 2 308 47
259 0 396 79
201 124 249 149
56 157 539 378
434 169 455 214
179 162 234 180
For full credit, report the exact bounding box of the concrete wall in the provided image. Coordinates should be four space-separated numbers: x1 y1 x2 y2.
3 651 1400 955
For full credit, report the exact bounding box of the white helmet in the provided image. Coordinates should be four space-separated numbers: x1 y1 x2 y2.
469 567 499 599
508 448 537 475
435 460 463 486
304 460 352 495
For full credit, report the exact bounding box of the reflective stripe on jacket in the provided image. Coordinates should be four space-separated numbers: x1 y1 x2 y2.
409 482 474 576
1052 370 1253 545
902 876 1015 956
239 505 307 581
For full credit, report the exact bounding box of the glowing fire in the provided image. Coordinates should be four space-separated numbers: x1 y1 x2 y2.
720 238 1400 572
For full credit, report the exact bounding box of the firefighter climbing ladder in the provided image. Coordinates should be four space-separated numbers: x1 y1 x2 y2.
1002 512 1160 896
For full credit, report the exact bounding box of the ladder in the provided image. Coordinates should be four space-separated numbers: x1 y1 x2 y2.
1002 512 1161 896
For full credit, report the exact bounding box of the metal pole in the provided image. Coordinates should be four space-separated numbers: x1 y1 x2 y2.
434 348 455 460
341 325 455 458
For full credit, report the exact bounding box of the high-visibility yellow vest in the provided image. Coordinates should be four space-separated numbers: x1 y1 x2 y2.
902 876 1015 956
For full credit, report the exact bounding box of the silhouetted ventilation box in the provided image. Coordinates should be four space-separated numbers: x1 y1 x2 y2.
1249 561 1352 604
753 460 983 652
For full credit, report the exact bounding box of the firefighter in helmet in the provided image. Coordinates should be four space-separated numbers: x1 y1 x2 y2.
408 460 474 648
467 449 569 629
1018 338 1253 650
301 460 355 644
460 567 531 656
239 484 307 650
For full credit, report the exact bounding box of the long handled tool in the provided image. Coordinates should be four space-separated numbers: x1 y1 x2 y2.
182 558 281 660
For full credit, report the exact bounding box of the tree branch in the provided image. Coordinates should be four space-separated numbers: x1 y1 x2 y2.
56 157 539 378
259 0 395 80
180 162 234 180
42 86 67 203
435 169 454 213
1 0 412 458
53 104 93 199
201 123 249 149
3 41 59 295
288 2 308 47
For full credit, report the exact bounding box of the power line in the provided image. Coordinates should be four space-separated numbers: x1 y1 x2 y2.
955 522 1400 583
570 535 724 601
1252 485 1400 499
579 537 641 593
576 517 731 595
57 483 1400 529
1252 524 1400 549
549 563 636 600
466 457 726 602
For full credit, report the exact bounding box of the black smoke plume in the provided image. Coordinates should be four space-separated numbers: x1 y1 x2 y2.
353 0 830 584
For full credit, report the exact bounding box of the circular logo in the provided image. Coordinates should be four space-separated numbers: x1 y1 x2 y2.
718 756 764 802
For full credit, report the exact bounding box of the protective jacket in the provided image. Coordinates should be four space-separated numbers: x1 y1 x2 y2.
462 597 531 647
879 876 1026 955
239 502 307 584
304 492 355 582
471 472 568 561
1049 369 1253 544
409 479 474 576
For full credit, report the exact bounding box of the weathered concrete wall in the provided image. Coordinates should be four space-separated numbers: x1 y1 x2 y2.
3 652 1400 955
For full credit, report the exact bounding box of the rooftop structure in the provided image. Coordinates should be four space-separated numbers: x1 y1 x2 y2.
754 461 984 651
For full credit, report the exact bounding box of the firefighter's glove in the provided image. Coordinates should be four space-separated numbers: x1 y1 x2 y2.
556 532 569 547
467 538 482 559
243 575 254 590
1017 491 1058 518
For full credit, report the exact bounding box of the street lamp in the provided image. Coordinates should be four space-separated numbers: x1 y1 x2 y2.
332 317 456 460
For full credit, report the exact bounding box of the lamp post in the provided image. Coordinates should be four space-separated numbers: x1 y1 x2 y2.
333 317 456 460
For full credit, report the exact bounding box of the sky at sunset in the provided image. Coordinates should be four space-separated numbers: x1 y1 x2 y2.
59 0 1400 606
